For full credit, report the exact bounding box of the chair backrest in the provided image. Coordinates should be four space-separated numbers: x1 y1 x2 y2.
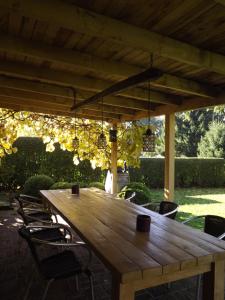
204 215 225 238
18 226 40 266
159 201 178 219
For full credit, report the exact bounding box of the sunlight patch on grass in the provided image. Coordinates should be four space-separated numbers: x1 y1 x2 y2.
150 188 225 229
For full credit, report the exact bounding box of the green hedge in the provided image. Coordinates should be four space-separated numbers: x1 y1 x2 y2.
50 181 89 189
129 158 225 188
0 137 105 191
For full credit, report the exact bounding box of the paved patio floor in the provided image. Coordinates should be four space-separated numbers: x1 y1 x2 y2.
0 209 218 300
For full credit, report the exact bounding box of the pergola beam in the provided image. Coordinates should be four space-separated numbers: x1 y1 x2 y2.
0 96 121 120
124 93 225 120
71 68 162 111
0 101 112 121
0 61 180 106
0 85 136 116
0 75 154 112
0 34 219 99
2 0 225 75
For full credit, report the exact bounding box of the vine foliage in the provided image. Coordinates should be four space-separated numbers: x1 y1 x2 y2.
0 108 147 169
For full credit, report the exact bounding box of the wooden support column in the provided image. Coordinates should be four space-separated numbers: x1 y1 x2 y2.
164 113 175 201
111 124 118 194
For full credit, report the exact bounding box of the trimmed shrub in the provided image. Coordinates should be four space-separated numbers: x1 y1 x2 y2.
24 175 55 197
89 182 105 190
50 181 89 189
119 182 151 205
129 158 225 188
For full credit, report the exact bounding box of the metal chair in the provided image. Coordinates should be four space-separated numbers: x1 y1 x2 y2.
18 225 95 300
145 201 178 219
15 194 58 225
125 192 136 202
27 224 73 243
183 215 225 300
125 192 151 207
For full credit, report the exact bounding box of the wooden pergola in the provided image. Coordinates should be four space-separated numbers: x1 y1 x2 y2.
1 0 225 199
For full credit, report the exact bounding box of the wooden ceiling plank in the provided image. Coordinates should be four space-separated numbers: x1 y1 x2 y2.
0 60 179 105
0 34 219 99
214 0 225 6
2 0 225 75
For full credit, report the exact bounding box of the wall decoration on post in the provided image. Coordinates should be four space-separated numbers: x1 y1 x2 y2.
143 54 155 152
97 97 107 149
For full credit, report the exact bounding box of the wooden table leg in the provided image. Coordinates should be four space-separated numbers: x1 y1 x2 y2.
112 277 135 300
202 261 225 300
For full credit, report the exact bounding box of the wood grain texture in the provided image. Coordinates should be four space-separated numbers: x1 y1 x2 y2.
40 188 225 294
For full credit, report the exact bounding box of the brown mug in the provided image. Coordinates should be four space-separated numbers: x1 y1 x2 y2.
136 214 151 232
71 184 79 196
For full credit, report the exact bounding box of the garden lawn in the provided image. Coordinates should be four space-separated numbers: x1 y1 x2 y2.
150 188 225 230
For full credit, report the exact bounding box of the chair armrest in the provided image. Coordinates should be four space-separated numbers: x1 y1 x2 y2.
27 224 73 242
182 215 207 224
23 207 46 212
140 203 151 207
21 200 43 208
31 236 92 268
163 207 178 217
142 202 160 211
19 194 42 202
25 214 54 224
218 232 225 240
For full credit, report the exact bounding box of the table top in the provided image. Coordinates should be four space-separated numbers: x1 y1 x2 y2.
40 188 225 284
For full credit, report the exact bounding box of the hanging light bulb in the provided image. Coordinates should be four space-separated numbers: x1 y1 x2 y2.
142 54 156 152
97 97 107 149
72 88 79 149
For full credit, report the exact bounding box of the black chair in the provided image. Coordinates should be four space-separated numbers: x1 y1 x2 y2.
18 225 95 300
183 214 225 238
27 224 72 243
158 201 178 219
183 215 225 300
125 192 151 207
145 201 178 219
15 194 57 225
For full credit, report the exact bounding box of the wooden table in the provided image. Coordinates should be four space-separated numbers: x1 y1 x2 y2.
40 188 225 300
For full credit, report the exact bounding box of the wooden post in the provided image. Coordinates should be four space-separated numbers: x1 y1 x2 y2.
164 113 175 201
111 124 118 194
202 261 225 300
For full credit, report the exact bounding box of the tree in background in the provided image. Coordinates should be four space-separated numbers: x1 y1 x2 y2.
198 122 225 158
175 108 223 157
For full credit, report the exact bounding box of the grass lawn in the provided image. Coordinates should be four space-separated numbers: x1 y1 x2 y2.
150 188 225 230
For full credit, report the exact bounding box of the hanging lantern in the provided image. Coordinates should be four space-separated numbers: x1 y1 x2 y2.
72 136 79 149
143 128 155 152
97 132 107 149
109 129 117 142
97 97 107 149
72 88 79 150
142 54 156 153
